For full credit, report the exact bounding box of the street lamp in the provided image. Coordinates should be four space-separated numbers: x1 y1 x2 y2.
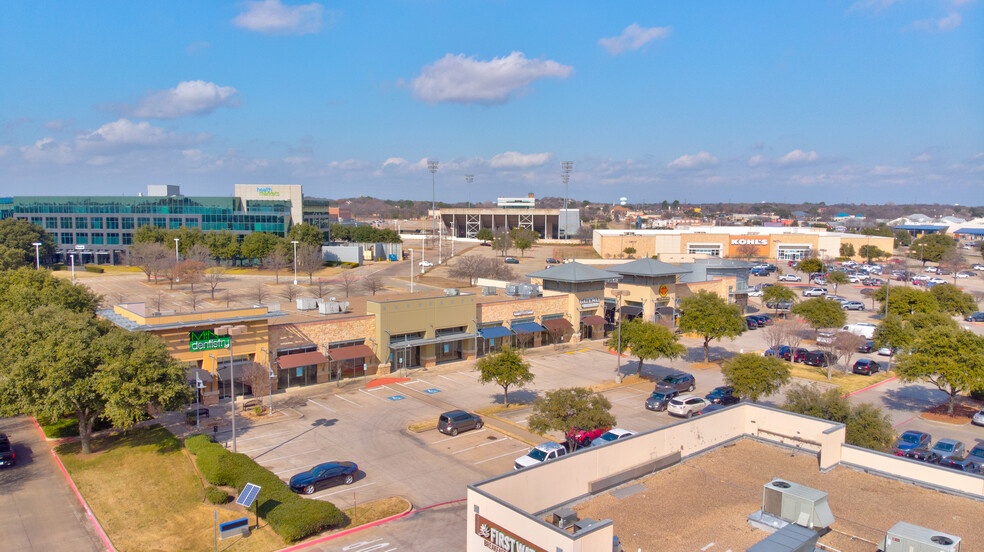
72 245 84 285
32 242 42 269
428 160 439 240
408 248 414 293
291 240 299 285
215 324 247 453
260 347 275 414
174 238 180 282
612 290 631 383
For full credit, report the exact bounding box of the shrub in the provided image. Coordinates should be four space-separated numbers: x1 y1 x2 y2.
971 388 984 402
83 265 104 273
52 263 66 271
205 486 229 505
41 415 113 438
185 437 347 542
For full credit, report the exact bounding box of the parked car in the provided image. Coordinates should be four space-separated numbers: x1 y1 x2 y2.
765 300 794 310
288 461 359 494
745 316 760 330
802 287 827 297
862 278 885 286
655 372 696 393
566 426 610 449
965 312 984 322
802 350 835 367
815 331 836 346
974 409 984 427
751 268 770 277
763 346 790 358
778 274 801 282
589 428 637 447
955 271 976 278
418 260 434 267
936 455 980 474
514 442 567 469
187 407 210 419
786 347 810 363
645 389 679 412
857 340 874 353
705 386 740 405
695 403 727 416
545 257 561 264
811 277 827 285
747 288 764 297
438 410 483 436
968 443 984 464
667 394 708 418
877 347 897 356
504 257 519 264
892 430 932 458
852 359 881 375
823 294 847 302
928 439 965 462
841 301 865 311
0 433 15 468
927 277 946 285
925 266 939 273
973 263 984 271
754 314 774 325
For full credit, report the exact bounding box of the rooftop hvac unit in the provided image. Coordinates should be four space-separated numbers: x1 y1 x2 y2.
746 523 820 552
505 284 519 296
517 284 535 297
882 522 961 552
443 288 460 296
318 300 349 315
761 479 834 530
482 287 497 296
551 508 578 530
296 298 318 311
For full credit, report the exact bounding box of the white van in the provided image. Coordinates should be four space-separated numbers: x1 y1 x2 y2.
842 323 876 339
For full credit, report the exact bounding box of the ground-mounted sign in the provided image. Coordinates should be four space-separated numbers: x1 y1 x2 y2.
189 329 231 352
475 515 546 552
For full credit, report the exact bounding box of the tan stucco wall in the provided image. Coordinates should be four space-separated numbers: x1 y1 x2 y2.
368 294 478 368
268 316 378 381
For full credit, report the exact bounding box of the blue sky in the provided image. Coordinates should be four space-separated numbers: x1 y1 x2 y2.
1 1 982 205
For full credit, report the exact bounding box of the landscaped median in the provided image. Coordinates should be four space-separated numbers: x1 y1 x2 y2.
784 361 894 395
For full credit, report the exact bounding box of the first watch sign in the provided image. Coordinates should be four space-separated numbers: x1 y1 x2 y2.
475 515 546 552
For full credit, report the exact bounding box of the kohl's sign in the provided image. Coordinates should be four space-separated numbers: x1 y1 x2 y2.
731 238 769 246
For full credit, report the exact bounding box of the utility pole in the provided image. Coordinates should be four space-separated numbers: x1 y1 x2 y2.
612 290 630 383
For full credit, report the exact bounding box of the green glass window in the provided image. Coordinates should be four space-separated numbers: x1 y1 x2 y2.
106 217 119 229
122 233 133 245
168 218 181 229
107 233 120 245
137 217 150 227
60 217 72 229
153 217 166 227
75 232 88 244
91 217 103 229
122 217 134 229
90 233 104 245
45 217 58 229
75 217 88 229
30 216 42 225
60 232 73 244
184 217 198 227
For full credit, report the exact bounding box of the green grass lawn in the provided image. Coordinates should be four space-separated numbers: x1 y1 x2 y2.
57 425 283 552
786 362 893 395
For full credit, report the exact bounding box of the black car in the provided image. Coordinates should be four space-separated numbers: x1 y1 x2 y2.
504 257 519 264
936 455 980 474
438 410 483 436
857 340 874 353
754 314 774 326
655 372 696 393
644 389 679 411
288 461 359 494
0 433 15 468
745 316 760 329
852 359 881 375
705 386 740 405
802 350 835 367
545 257 561 264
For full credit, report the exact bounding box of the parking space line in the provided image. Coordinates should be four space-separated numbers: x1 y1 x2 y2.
437 374 459 384
235 429 295 442
452 439 504 455
257 448 322 463
334 394 361 407
275 461 323 475
474 448 527 465
309 399 336 412
359 389 389 402
412 378 443 389
609 395 646 404
430 429 487 444
317 481 377 498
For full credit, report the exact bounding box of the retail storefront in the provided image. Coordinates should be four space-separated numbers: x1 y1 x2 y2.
368 292 478 373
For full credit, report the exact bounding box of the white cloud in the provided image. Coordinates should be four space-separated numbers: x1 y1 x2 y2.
383 157 407 167
489 151 553 169
44 119 72 131
778 149 820 165
410 51 573 105
232 0 325 35
125 81 239 119
870 165 912 176
20 137 77 164
78 119 184 149
912 152 933 162
748 154 767 167
598 23 672 55
910 12 962 32
667 151 718 169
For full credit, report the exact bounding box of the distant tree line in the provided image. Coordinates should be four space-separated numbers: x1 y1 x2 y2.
328 223 401 244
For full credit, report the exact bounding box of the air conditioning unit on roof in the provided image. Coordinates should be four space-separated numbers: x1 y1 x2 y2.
883 522 960 552
761 479 834 530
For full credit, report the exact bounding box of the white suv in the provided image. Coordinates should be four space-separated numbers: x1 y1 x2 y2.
514 442 567 470
667 394 708 418
802 287 827 297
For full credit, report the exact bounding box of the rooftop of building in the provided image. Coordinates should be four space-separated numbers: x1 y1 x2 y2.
571 438 981 552
526 262 620 283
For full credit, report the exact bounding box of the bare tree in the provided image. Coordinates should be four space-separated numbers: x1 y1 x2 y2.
185 243 213 265
448 256 517 285
336 270 358 297
189 291 201 312
175 259 206 292
833 331 864 375
295 244 324 284
783 320 808 351
575 225 593 245
361 271 384 295
253 285 268 305
128 242 171 282
313 279 331 299
762 322 786 356
264 248 290 284
149 291 165 313
239 362 270 402
202 265 227 299
732 242 760 261
281 284 299 303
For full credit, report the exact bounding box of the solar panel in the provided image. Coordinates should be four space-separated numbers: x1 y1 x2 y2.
236 483 261 508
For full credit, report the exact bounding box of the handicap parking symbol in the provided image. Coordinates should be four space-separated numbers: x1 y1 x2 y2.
387 395 405 401
423 388 441 394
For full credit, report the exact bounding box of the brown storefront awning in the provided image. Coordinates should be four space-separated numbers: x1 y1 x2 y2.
541 318 573 331
276 351 328 370
580 315 607 326
328 344 374 362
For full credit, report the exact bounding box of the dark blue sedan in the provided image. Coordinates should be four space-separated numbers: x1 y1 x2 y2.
289 461 359 495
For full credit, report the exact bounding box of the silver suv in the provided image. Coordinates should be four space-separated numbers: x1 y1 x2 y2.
655 373 696 393
438 410 483 436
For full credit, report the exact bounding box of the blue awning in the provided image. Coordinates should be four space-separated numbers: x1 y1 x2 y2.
954 228 984 236
478 326 514 339
511 322 546 334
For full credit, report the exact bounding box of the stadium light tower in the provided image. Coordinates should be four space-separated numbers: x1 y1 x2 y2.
428 160 439 239
464 174 474 208
561 161 573 238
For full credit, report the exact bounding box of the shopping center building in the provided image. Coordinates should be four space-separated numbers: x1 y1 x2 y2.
592 226 894 262
436 194 580 239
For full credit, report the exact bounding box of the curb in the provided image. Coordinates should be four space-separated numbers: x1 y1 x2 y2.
32 417 116 552
842 375 897 398
481 415 551 447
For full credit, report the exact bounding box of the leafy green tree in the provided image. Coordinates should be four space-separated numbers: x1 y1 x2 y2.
205 230 240 262
166 226 206 256
839 243 855 258
910 233 955 263
0 218 57 267
825 271 849 293
527 387 615 439
622 247 637 258
241 232 282 261
858 245 889 261
872 315 913 371
491 232 512 256
607 320 686 376
287 222 325 247
929 283 976 316
907 311 958 332
721 353 790 403
791 297 846 332
475 228 494 244
796 258 824 274
0 268 102 313
476 347 535 405
861 225 893 238
677 290 747 362
0 306 192 454
509 228 538 257
896 326 984 415
873 285 939 318
893 230 912 247
762 285 796 315
782 384 894 450
133 224 168 244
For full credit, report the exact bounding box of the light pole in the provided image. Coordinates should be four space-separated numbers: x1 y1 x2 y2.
612 290 630 383
72 244 84 284
215 324 247 453
409 248 414 292
561 161 573 239
32 242 42 269
291 240 299 285
174 238 180 281
428 160 439 240
260 347 274 414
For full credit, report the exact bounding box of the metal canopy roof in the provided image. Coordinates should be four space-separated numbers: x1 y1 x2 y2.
955 227 984 236
526 262 620 283
609 258 692 277
511 322 546 334
393 332 477 348
478 326 514 339
276 351 328 370
328 344 374 362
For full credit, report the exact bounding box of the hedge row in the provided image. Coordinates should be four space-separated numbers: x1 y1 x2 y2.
83 265 104 273
184 435 347 542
